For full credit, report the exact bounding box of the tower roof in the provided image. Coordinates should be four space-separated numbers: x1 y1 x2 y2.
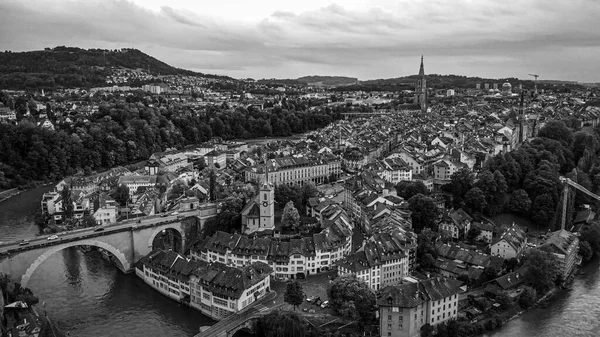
418 55 425 76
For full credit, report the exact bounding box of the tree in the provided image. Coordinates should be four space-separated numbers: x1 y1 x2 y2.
467 227 481 244
531 194 555 227
281 201 300 230
396 180 429 199
464 187 487 213
421 323 435 337
493 170 508 194
507 189 531 215
81 214 97 228
474 170 497 195
255 310 309 337
327 275 376 323
518 286 537 308
538 120 574 147
216 196 244 233
275 184 302 211
61 186 74 219
581 223 600 253
505 257 519 272
301 182 319 213
408 193 440 231
417 229 438 270
113 184 130 207
495 291 512 310
284 280 304 311
447 168 474 207
523 249 559 294
579 240 594 261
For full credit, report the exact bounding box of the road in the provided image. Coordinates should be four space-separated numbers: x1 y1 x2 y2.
0 207 208 254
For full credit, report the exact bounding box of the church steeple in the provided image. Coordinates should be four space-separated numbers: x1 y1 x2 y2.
414 55 427 113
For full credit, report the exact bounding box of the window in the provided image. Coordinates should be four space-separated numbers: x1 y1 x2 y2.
388 315 392 320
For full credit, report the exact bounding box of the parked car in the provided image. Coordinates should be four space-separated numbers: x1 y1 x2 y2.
321 301 330 309
314 297 322 306
47 235 59 241
306 296 315 303
18 240 30 246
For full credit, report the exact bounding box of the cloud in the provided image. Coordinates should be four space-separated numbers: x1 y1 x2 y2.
0 0 599 81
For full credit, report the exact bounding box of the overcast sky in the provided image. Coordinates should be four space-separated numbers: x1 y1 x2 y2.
1 0 599 82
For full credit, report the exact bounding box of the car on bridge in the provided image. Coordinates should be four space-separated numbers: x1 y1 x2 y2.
94 226 104 232
18 240 30 246
47 235 59 241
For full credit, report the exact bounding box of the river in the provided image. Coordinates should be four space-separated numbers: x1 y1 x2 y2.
1 188 600 337
0 186 213 336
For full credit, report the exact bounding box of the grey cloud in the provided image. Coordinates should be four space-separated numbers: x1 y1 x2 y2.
0 0 599 81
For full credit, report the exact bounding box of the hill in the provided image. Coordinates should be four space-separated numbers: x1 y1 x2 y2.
0 46 232 90
296 75 358 86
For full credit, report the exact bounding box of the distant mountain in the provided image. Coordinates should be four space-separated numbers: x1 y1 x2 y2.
0 46 233 90
296 76 358 86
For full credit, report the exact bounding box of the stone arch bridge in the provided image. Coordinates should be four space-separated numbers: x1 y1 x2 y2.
0 204 216 288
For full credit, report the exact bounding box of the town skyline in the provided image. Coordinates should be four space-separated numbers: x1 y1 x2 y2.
1 0 599 82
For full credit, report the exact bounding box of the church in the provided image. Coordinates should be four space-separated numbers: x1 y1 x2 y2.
240 172 275 234
414 55 428 113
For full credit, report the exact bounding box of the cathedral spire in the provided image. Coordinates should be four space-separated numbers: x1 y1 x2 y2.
263 154 269 184
419 55 424 76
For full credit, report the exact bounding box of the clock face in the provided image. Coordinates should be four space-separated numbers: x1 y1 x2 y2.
262 201 268 207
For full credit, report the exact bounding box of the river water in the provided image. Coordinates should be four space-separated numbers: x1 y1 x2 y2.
0 186 213 337
1 187 599 337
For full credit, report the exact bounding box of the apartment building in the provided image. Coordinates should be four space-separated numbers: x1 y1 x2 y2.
438 208 473 240
491 223 528 260
378 277 462 337
135 249 271 321
245 155 341 186
337 232 411 291
191 221 352 280
537 229 579 279
117 175 157 192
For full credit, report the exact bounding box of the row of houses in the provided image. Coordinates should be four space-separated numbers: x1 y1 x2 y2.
244 154 342 186
190 220 352 280
135 249 272 320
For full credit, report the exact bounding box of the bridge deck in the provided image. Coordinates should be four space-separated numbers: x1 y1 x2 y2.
195 292 276 337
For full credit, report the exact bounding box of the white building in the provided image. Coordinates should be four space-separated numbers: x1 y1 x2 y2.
378 277 462 337
336 232 412 291
191 219 353 280
117 175 157 193
491 223 527 260
240 179 275 234
136 249 271 321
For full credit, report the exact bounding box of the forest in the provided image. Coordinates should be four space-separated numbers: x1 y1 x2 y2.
448 120 600 230
0 47 230 90
0 101 341 188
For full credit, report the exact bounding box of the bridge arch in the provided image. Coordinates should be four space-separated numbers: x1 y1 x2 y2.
20 239 131 288
147 223 186 253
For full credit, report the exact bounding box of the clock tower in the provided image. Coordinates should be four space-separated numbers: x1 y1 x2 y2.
259 161 275 230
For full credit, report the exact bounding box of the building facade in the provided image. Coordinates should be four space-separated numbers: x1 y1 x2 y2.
491 223 527 260
538 230 579 279
378 277 462 337
135 249 272 321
